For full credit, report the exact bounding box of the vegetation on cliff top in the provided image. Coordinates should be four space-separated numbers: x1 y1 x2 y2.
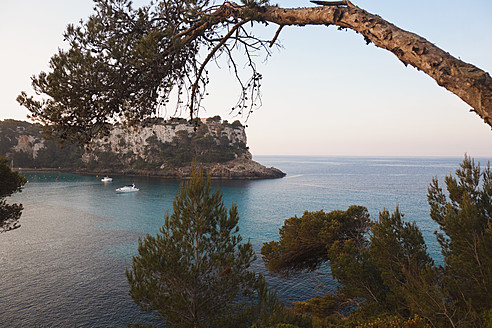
0 118 248 172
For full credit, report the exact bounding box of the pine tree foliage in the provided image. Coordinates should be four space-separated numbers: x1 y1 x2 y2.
0 156 27 232
262 156 492 327
427 155 492 327
367 208 434 316
17 0 270 143
126 168 261 328
261 206 371 275
17 0 492 143
325 207 436 320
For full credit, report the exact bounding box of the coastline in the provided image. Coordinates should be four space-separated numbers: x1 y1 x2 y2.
1 119 286 180
14 158 286 180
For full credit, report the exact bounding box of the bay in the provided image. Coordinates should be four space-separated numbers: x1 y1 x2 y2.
0 156 489 327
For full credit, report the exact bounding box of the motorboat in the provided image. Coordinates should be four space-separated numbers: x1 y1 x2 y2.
116 184 139 192
101 176 113 182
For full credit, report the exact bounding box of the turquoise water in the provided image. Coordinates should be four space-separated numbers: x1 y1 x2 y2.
1 156 488 327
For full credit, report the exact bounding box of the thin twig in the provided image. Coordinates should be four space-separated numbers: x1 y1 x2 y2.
269 25 284 47
189 19 250 118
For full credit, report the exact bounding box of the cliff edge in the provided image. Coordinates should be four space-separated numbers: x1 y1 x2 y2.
0 118 285 179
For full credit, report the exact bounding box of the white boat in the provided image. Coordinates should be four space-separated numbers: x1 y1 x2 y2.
101 176 113 182
116 184 139 192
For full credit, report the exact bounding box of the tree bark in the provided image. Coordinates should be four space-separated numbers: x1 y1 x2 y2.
222 3 492 128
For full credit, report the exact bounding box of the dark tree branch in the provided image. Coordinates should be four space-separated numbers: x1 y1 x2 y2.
18 1 492 144
218 3 492 128
190 19 249 119
269 25 284 48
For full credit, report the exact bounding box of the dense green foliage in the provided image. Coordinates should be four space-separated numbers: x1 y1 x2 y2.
126 168 263 327
426 155 492 326
262 156 492 327
261 206 371 274
17 0 269 143
0 156 27 232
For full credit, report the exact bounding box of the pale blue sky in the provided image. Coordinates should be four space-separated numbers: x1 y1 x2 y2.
1 0 491 156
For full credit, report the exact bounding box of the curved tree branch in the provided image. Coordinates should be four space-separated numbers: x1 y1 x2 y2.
263 5 492 127
213 2 492 127
18 0 492 144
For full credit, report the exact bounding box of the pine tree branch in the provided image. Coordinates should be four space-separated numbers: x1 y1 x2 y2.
190 19 249 118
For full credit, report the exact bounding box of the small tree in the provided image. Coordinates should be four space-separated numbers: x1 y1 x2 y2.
126 168 261 328
261 206 371 275
0 156 27 232
427 155 492 326
261 206 434 321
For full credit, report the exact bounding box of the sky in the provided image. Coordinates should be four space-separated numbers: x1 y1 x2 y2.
1 0 492 157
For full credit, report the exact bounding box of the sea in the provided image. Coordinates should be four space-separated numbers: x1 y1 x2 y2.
1 155 490 328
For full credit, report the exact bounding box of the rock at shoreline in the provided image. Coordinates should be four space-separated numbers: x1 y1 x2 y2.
91 153 286 179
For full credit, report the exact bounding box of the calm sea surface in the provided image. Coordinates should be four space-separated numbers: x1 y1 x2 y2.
1 156 489 327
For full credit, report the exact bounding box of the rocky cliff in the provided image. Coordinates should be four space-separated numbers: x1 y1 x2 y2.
0 118 285 179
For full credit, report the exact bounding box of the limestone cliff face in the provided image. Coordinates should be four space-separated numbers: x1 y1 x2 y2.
0 118 285 179
87 118 247 162
12 135 37 156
